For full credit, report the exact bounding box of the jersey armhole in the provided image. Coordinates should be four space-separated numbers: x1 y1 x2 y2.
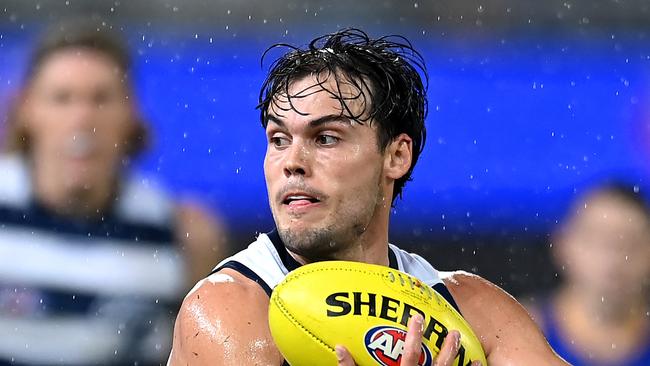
213 260 273 297
213 261 289 366
432 282 462 315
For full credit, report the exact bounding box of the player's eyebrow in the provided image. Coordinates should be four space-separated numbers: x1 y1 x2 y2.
265 113 351 128
266 114 285 128
308 114 351 128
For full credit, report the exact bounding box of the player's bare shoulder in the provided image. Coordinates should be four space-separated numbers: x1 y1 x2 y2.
441 271 568 365
168 269 284 366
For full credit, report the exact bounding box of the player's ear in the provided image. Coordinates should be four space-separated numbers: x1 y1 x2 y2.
384 133 412 180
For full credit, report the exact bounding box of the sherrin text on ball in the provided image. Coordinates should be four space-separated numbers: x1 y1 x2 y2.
268 261 487 366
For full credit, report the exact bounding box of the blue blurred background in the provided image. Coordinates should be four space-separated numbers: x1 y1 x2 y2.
2 0 650 293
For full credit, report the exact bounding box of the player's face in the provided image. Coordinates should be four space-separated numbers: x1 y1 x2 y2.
21 48 134 198
557 193 650 303
264 74 388 260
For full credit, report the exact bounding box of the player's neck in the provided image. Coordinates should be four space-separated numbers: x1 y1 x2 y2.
32 165 117 219
556 288 650 362
558 286 648 327
288 235 390 267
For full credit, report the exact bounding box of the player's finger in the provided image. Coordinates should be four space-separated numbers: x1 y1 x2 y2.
433 330 461 366
335 345 357 366
401 313 425 365
471 361 483 366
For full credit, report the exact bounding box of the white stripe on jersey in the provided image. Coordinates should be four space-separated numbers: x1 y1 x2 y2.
388 243 442 287
0 225 186 299
0 154 31 207
214 233 442 290
0 314 173 364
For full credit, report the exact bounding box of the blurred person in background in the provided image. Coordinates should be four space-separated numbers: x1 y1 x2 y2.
0 19 228 365
525 182 650 366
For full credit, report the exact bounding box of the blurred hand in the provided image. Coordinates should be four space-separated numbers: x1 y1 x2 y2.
335 313 483 366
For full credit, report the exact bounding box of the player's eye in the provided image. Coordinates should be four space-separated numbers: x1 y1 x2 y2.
270 135 291 148
316 135 339 146
50 89 72 105
93 90 114 107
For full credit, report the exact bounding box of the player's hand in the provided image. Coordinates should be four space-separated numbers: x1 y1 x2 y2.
335 313 483 366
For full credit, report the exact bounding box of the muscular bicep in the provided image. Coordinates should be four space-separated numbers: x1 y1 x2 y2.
443 272 568 366
168 270 284 365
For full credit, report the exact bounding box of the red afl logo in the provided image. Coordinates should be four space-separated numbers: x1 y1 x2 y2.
364 326 432 366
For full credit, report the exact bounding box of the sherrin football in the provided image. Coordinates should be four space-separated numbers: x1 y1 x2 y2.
268 261 488 366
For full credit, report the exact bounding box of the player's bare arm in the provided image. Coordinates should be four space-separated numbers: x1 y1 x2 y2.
444 272 569 365
168 269 283 366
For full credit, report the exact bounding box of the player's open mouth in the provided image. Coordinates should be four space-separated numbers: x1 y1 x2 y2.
282 194 321 206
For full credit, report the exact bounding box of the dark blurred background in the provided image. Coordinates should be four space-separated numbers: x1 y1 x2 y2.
1 0 649 297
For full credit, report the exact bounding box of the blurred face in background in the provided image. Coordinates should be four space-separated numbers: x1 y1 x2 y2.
19 48 136 213
555 191 650 306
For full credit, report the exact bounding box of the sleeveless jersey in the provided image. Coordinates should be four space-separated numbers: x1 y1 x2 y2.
214 231 460 366
214 229 460 320
0 154 186 365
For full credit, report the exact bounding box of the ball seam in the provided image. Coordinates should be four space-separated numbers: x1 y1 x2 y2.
272 295 336 352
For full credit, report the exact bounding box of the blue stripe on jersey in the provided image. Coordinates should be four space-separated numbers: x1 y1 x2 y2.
432 282 461 314
0 201 174 244
388 247 398 270
0 285 178 317
215 261 273 296
267 229 301 271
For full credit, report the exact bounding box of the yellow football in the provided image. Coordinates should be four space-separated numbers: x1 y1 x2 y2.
268 260 488 366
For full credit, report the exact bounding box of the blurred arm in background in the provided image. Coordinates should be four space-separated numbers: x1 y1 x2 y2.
175 200 229 285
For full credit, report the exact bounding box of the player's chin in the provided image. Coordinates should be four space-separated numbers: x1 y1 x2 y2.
278 215 324 233
277 204 326 223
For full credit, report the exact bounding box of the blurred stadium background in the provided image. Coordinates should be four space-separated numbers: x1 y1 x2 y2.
1 0 649 296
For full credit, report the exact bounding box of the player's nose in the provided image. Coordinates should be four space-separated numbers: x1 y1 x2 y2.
283 141 311 178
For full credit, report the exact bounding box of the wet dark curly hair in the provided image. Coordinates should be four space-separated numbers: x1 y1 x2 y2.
257 28 428 203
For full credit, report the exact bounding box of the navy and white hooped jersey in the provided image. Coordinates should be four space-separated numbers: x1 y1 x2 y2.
214 230 460 313
0 154 186 365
